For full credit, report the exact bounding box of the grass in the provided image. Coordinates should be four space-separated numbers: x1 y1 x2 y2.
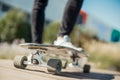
83 41 120 71
0 42 26 59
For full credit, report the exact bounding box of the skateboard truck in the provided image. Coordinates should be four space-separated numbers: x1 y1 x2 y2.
25 49 47 66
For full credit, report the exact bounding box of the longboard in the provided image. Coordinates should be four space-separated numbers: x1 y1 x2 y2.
13 43 91 74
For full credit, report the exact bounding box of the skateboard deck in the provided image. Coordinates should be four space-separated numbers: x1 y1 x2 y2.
20 43 89 58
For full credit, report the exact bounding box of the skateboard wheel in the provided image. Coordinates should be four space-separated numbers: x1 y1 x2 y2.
83 64 91 73
47 59 62 74
14 56 27 69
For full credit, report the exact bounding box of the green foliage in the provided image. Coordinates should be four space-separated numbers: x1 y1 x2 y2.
43 22 60 43
0 8 31 42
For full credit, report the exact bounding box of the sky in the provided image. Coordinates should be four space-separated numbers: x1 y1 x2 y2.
82 0 120 30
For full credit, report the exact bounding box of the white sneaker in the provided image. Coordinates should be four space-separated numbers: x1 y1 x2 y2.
54 35 83 51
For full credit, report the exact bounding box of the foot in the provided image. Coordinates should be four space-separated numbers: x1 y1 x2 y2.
54 35 83 51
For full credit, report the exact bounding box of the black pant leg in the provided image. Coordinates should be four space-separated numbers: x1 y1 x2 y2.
58 0 83 37
31 0 48 43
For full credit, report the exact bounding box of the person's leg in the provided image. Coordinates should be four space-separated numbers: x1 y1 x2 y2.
31 0 48 43
54 0 83 51
58 0 83 37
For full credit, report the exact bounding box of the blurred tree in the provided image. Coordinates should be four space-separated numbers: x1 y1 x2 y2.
43 22 60 43
0 8 31 43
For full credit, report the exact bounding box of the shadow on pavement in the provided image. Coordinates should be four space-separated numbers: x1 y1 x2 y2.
58 72 115 80
25 68 115 80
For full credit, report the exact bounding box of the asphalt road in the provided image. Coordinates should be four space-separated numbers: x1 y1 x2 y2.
0 59 120 80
